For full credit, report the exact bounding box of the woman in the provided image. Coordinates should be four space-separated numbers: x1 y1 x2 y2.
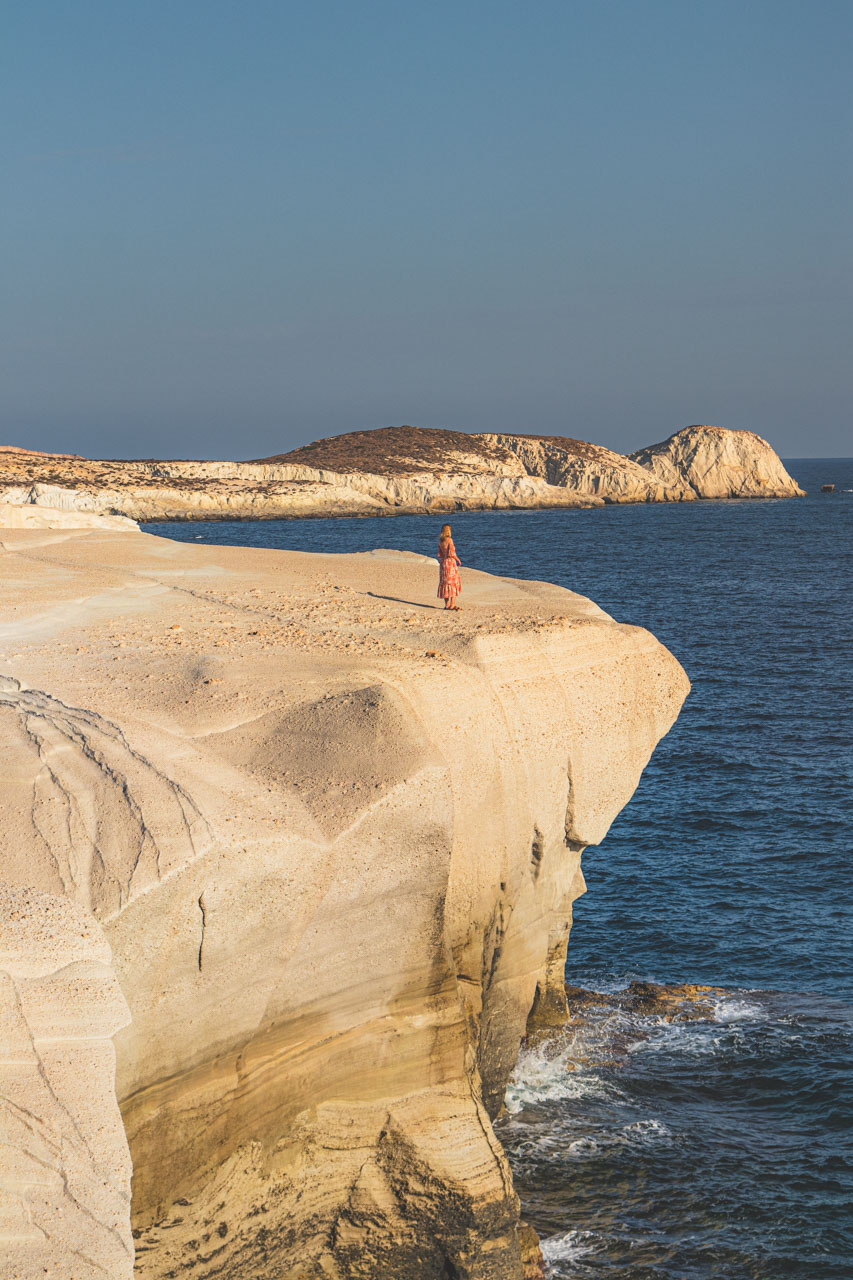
437 523 462 610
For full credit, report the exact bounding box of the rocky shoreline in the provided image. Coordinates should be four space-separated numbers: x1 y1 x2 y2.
0 527 688 1279
0 424 804 530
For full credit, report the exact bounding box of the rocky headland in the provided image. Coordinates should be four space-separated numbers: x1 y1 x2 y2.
628 425 806 500
0 526 689 1279
0 424 803 527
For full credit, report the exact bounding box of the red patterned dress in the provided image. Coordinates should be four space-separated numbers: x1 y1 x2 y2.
437 538 462 599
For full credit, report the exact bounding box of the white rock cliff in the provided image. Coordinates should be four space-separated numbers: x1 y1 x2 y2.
0 529 689 1278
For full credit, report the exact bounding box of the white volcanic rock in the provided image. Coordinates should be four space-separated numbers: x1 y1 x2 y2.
485 434 693 503
0 882 133 1279
0 464 604 521
0 498 139 531
630 425 805 499
0 529 689 1279
0 446 603 522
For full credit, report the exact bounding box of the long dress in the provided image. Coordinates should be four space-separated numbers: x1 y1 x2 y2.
437 539 462 599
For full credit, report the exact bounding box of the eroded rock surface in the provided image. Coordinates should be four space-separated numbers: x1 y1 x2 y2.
482 434 691 503
0 500 139 531
630 424 805 498
0 530 689 1278
0 884 133 1279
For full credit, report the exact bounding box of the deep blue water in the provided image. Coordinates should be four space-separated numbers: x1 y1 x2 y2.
148 458 852 1279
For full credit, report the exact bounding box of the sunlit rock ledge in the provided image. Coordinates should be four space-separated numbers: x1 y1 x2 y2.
0 529 689 1279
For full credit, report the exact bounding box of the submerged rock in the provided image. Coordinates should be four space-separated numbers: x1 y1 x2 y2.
565 980 729 1021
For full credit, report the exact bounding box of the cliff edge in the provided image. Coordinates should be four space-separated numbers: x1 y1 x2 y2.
0 529 689 1279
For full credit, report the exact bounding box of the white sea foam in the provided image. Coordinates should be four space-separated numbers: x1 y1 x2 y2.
558 1118 672 1159
541 1228 599 1264
626 1016 746 1062
566 1136 599 1155
507 988 777 1113
711 994 767 1023
622 1117 671 1143
505 1036 620 1114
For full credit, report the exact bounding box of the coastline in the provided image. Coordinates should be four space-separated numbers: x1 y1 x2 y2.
0 426 805 530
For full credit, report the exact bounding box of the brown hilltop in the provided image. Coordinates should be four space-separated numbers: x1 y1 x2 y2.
254 424 608 472
254 424 511 473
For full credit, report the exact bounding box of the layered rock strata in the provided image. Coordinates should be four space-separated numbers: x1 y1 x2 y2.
0 424 802 526
0 529 689 1278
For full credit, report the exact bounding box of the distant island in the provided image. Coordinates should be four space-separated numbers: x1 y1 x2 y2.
0 424 804 529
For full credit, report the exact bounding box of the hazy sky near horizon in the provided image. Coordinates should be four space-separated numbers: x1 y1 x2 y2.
2 1 851 459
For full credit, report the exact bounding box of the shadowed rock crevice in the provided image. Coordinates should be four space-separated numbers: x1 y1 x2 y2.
529 827 544 883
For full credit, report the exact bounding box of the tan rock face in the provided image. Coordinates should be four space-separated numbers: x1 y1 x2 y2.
0 500 139 531
630 425 805 498
0 422 800 522
0 883 133 1279
483 433 694 503
0 530 689 1278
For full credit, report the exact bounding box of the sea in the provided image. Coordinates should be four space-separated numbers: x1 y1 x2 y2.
148 458 852 1280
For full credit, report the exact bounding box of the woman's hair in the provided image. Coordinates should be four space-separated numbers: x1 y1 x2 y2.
439 523 452 543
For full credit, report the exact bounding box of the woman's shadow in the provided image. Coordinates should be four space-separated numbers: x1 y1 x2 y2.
366 592 438 610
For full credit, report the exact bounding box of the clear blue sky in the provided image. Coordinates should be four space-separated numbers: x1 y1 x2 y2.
2 0 850 458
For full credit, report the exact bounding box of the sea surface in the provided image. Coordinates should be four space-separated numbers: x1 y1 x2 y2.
148 458 852 1279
